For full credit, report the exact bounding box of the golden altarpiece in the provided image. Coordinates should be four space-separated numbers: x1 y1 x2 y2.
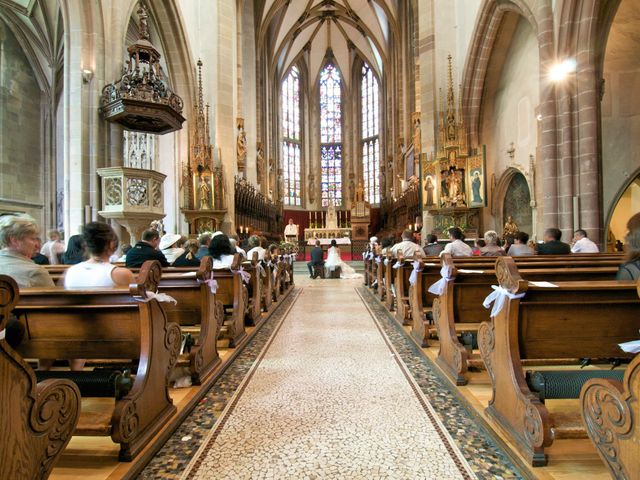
181 60 227 235
422 55 486 239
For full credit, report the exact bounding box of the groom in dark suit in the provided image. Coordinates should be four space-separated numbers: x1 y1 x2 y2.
307 240 324 278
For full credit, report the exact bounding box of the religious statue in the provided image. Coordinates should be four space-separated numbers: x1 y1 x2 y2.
503 215 519 237
198 175 212 210
348 179 355 203
471 171 483 204
236 118 247 168
355 181 365 203
308 171 316 204
256 142 264 184
425 176 435 207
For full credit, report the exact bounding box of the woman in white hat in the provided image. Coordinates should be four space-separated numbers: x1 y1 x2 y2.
160 233 185 265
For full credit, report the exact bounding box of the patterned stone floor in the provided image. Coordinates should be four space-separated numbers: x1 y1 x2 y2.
139 276 526 479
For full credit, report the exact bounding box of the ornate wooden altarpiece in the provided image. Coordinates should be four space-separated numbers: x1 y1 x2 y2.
181 60 227 235
422 55 486 239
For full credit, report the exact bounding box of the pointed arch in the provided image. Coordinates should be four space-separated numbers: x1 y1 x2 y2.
281 64 303 206
360 61 380 205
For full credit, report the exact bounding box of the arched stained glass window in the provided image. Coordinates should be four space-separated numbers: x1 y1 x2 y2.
319 63 342 207
281 66 301 206
361 63 380 204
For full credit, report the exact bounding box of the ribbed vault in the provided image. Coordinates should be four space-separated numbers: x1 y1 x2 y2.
258 0 396 82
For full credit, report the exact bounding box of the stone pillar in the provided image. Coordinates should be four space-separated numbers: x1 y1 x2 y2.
214 0 238 233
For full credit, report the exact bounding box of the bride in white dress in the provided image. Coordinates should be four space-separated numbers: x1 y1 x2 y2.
324 239 362 279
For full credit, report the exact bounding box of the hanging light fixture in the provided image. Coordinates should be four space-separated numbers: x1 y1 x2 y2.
100 2 185 134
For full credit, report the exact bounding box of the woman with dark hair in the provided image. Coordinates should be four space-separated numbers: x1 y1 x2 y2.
616 213 640 280
62 234 87 265
64 222 134 288
208 233 236 268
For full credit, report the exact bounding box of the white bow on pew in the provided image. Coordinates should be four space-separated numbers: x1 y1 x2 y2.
0 329 5 341
197 273 219 294
135 291 178 305
482 285 526 318
232 266 252 284
428 265 454 296
409 260 423 286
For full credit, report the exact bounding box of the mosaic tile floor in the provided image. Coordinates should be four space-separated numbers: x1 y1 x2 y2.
140 278 526 479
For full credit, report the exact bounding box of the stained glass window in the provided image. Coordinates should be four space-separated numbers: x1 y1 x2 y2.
361 64 380 204
320 63 342 206
281 66 301 206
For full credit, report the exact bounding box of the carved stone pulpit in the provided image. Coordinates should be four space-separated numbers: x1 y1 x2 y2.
97 167 166 244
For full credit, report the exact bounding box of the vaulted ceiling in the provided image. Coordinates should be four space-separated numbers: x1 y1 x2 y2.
257 0 397 86
0 0 63 94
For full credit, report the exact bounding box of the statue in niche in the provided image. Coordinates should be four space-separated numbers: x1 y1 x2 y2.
425 176 435 207
440 167 466 208
348 179 355 203
471 171 483 204
355 181 365 203
308 171 316 204
236 118 247 167
256 142 265 184
503 215 519 238
198 174 212 210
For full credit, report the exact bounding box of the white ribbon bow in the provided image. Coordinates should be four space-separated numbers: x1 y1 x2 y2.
375 257 382 264
409 260 423 286
135 291 178 305
482 285 526 318
392 260 404 269
384 258 390 266
197 273 218 294
428 265 454 296
362 252 367 260
233 267 252 284
0 329 5 341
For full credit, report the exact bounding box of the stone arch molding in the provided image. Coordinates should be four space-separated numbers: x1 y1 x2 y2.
604 165 640 235
460 0 552 147
492 166 534 227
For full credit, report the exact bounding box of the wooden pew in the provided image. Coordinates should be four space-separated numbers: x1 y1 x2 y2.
260 252 273 312
155 256 222 385
431 254 620 386
12 261 182 461
477 257 640 466
375 247 386 301
581 351 640 480
212 254 248 348
383 253 397 311
394 253 415 325
242 252 263 326
1 275 81 479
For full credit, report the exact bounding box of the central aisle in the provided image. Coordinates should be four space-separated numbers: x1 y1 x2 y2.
182 279 475 479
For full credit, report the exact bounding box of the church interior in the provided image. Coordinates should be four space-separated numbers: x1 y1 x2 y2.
1 0 639 479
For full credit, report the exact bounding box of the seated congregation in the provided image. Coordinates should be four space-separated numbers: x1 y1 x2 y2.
0 214 295 478
362 213 640 477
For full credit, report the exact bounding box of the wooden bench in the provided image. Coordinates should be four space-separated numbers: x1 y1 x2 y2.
429 254 621 386
0 275 81 479
394 253 416 325
383 253 397 311
260 252 273 312
12 261 182 461
581 351 640 480
477 257 640 466
156 256 222 385
211 254 248 348
242 252 263 326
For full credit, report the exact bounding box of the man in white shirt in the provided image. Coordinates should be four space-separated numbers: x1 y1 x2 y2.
390 230 421 258
40 229 65 264
246 235 266 261
284 218 298 242
440 227 472 257
571 229 599 253
229 236 247 258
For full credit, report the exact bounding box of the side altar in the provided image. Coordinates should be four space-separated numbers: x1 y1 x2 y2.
304 201 351 240
422 55 485 240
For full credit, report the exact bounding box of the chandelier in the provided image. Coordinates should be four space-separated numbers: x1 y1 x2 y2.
100 2 185 134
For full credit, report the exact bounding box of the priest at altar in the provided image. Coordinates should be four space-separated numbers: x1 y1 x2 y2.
284 218 299 242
